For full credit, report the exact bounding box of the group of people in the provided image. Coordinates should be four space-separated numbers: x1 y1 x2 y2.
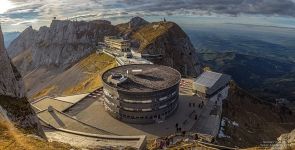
188 101 204 108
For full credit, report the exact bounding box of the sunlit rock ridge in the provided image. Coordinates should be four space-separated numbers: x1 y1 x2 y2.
0 26 25 98
0 25 45 138
8 20 118 73
10 17 201 76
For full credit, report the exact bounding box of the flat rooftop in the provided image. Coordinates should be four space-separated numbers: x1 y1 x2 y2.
105 36 129 42
102 64 181 92
194 71 231 95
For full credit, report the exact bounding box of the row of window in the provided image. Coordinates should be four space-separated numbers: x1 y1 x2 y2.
104 96 178 112
105 102 178 120
103 88 178 104
118 86 179 99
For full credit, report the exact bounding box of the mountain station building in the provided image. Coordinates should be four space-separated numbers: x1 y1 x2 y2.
193 71 231 102
104 36 131 52
102 64 181 124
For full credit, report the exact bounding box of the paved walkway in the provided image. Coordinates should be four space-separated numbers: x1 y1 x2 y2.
54 93 89 103
43 127 146 149
31 97 74 112
37 107 113 135
190 95 222 139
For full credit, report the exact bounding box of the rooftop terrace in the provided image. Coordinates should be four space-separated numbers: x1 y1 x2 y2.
102 64 181 92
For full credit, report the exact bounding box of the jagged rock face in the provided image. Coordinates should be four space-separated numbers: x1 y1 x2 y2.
0 26 45 138
9 20 119 72
131 22 201 76
0 26 25 98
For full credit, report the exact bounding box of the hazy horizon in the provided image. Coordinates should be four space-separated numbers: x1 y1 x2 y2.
1 0 295 32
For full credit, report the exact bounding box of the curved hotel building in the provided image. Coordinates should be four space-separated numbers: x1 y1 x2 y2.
102 64 181 124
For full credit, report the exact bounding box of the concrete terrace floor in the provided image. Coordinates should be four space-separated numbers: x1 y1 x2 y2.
64 79 207 139
43 127 144 149
32 78 222 141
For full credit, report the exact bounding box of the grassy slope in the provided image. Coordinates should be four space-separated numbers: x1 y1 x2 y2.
130 22 186 52
0 118 76 150
217 82 295 148
30 52 116 99
62 52 117 95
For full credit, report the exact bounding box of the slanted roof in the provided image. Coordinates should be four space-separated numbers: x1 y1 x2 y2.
31 97 73 112
193 71 231 95
37 107 114 135
55 93 89 103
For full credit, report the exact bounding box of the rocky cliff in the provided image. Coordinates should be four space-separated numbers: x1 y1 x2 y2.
121 20 201 76
0 26 25 98
217 82 295 148
272 129 295 150
9 20 119 73
0 26 45 138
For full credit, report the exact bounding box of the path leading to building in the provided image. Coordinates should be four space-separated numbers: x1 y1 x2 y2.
43 127 146 149
190 94 223 141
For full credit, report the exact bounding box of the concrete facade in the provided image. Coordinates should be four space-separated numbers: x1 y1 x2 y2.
102 64 181 124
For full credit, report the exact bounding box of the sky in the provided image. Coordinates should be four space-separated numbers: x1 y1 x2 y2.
1 0 295 32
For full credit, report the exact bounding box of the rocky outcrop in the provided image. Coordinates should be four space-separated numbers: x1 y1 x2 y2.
9 20 119 73
116 17 149 39
128 17 149 29
130 21 201 76
218 83 295 148
0 25 45 138
272 129 295 150
0 26 25 98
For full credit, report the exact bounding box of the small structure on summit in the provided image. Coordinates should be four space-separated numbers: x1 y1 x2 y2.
104 36 131 52
193 71 231 102
102 64 181 124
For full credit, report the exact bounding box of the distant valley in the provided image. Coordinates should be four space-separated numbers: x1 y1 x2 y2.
199 52 295 101
184 24 295 101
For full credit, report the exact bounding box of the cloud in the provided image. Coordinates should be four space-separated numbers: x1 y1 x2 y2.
1 0 295 31
121 0 295 17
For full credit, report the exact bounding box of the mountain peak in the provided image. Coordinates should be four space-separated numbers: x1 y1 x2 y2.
130 21 201 76
129 16 149 29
